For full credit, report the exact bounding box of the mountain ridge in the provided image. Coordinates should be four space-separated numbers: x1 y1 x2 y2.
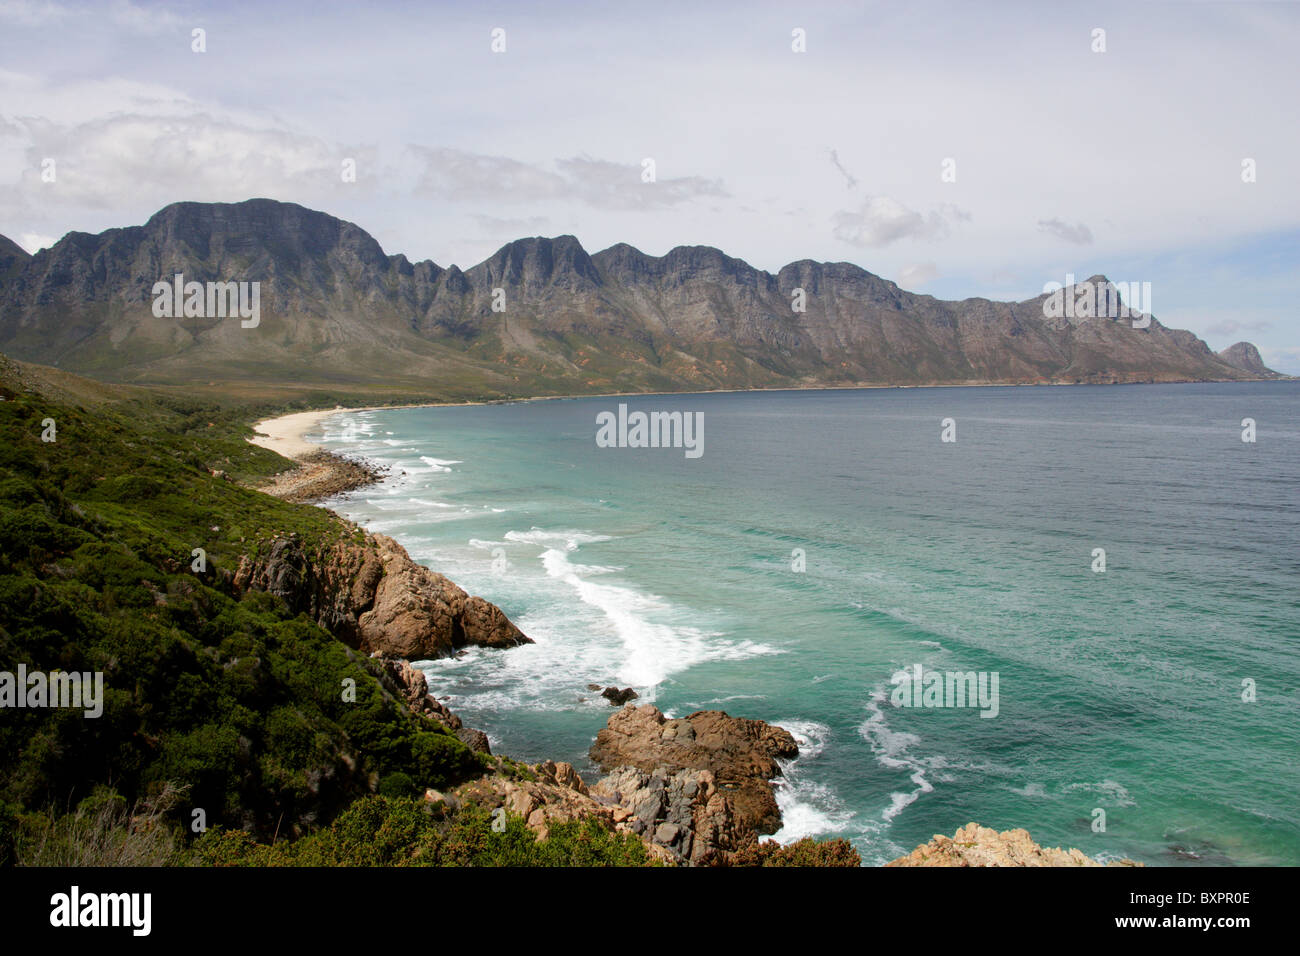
0 198 1279 399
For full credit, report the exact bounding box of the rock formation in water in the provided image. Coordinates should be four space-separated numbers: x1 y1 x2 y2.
590 705 799 849
443 704 802 865
886 822 1144 867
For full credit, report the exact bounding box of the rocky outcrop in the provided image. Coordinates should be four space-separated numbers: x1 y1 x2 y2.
453 761 675 864
256 450 385 503
886 823 1144 867
375 657 491 754
443 706 802 865
1217 341 1281 377
589 705 798 843
233 530 531 660
589 765 742 864
0 235 28 285
600 686 638 706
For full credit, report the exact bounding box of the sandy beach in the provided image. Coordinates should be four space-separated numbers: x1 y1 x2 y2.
248 406 353 459
245 377 1145 465
248 407 388 502
245 381 1052 459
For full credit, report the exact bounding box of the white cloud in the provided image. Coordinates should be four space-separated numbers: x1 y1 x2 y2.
1204 318 1272 337
106 0 181 34
412 148 725 210
1037 219 1094 245
1 112 371 211
898 262 940 288
0 0 178 31
0 0 69 26
18 231 54 252
832 197 965 248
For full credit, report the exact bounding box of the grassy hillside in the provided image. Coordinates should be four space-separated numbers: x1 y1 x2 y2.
0 355 498 841
0 355 861 867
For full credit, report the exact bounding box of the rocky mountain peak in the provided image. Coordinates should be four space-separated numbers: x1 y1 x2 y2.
473 234 601 292
1217 341 1279 377
0 235 30 285
143 198 390 271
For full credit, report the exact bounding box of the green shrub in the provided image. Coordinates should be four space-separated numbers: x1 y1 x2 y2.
725 836 862 867
189 797 656 868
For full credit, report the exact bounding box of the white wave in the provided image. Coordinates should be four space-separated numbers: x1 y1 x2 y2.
567 563 623 575
418 456 461 472
1061 779 1136 808
771 777 855 844
773 719 832 759
505 528 612 549
1010 781 1050 798
687 693 769 708
538 544 779 689
858 688 935 822
769 719 855 843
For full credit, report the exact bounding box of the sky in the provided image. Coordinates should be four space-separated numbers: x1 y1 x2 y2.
1 0 1297 372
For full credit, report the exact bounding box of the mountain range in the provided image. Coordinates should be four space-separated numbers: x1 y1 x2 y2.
0 199 1280 400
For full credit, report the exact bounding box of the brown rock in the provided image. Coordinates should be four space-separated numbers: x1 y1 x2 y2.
375 657 462 729
601 686 639 706
461 595 530 649
886 823 1145 867
536 760 589 795
589 705 798 840
233 530 531 660
453 770 672 863
455 728 492 754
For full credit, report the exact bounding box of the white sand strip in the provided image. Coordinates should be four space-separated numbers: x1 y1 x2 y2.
248 407 352 459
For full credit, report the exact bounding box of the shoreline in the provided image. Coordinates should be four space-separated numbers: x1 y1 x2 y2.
247 377 1291 460
232 382 1236 866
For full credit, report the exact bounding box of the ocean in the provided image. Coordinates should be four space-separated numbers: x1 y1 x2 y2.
311 382 1300 866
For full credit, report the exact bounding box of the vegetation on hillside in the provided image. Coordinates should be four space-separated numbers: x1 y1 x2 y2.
0 357 860 867
0 369 488 849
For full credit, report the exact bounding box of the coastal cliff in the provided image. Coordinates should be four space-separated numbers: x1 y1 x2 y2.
232 529 531 661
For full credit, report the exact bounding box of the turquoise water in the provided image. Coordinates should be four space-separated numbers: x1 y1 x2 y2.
313 383 1300 866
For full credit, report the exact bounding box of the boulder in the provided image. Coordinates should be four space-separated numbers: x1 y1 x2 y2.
234 530 531 660
887 823 1145 867
600 686 639 706
455 728 492 754
589 705 798 849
